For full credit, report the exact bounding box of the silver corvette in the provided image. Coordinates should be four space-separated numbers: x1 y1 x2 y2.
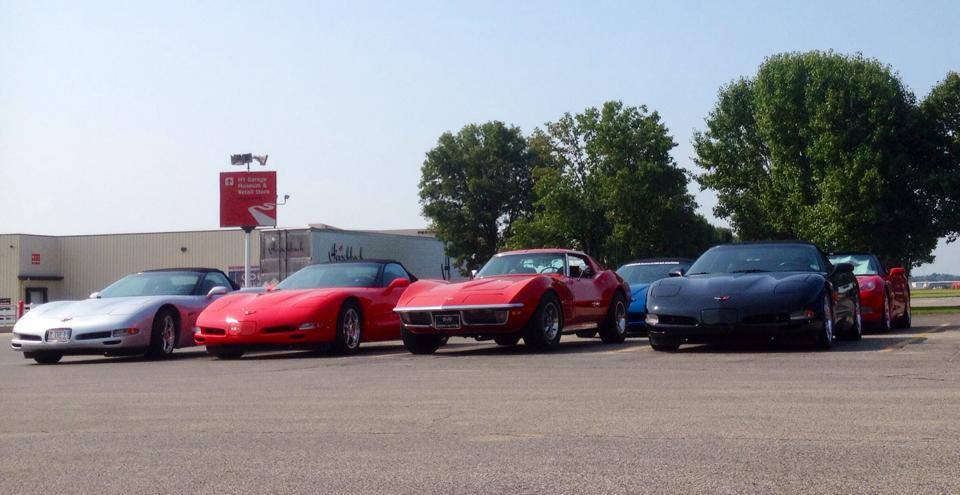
10 268 239 364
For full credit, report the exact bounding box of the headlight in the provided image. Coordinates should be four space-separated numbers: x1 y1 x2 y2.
111 328 140 337
645 314 659 326
298 322 318 330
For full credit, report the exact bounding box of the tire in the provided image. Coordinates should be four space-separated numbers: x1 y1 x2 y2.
146 308 178 359
401 327 443 355
878 294 892 333
575 330 598 338
844 297 862 341
33 353 63 365
649 336 680 352
493 334 522 346
894 302 912 329
331 302 363 354
814 292 834 350
207 346 244 359
522 293 563 351
598 292 628 344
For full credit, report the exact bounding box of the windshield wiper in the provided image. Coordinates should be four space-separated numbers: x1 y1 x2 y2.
730 269 771 273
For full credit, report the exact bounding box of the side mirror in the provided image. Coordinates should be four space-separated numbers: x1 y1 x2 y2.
470 269 478 279
386 278 411 292
206 286 229 298
668 267 685 277
833 262 854 274
581 268 595 279
89 292 101 299
889 267 905 278
266 283 278 292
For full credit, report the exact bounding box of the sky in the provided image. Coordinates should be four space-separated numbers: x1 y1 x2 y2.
1 1 958 274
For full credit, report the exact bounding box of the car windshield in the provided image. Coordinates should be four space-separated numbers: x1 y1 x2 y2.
687 245 826 275
617 262 685 284
477 253 566 277
828 254 880 275
276 263 381 289
98 271 201 297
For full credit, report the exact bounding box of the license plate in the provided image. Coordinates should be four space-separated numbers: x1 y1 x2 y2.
46 328 71 342
433 313 461 330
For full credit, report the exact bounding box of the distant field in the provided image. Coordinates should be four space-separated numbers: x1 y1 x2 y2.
911 288 960 298
911 305 960 315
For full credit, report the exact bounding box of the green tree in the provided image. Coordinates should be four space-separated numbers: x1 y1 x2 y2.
509 101 720 267
420 121 538 275
921 72 960 242
694 51 942 268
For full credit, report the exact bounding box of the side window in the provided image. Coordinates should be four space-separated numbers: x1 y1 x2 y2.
568 256 590 278
199 272 233 295
382 263 410 286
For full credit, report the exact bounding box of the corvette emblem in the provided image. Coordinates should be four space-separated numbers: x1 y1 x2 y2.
714 296 731 302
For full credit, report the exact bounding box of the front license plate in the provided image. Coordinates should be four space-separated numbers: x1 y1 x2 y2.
46 328 71 342
433 313 461 330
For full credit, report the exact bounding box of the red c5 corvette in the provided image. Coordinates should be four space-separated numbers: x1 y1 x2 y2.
394 249 631 353
194 260 415 359
828 253 911 331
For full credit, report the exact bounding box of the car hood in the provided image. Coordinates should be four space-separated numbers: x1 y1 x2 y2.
22 296 160 320
648 272 824 311
206 288 344 314
401 276 539 307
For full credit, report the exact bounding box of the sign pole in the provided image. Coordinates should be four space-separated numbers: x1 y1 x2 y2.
242 226 253 288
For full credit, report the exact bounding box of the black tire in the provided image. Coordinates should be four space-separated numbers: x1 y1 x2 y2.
493 334 522 346
33 353 63 365
331 301 363 354
843 297 862 341
814 292 834 350
598 292 628 344
401 327 443 354
575 330 598 338
649 336 680 352
207 346 244 359
145 308 178 359
894 302 912 329
522 293 563 351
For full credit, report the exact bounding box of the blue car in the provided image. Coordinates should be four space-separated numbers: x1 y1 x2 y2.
616 258 693 334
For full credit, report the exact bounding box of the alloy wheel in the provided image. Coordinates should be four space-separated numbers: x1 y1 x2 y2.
542 302 560 341
161 314 176 354
342 308 361 349
615 301 627 336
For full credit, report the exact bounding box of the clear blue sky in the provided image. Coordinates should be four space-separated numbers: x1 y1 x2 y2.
2 1 958 274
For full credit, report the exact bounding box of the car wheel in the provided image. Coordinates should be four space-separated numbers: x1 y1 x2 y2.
878 295 891 333
207 346 244 359
649 336 680 352
815 293 834 350
493 334 522 346
895 302 912 329
401 327 443 355
332 302 362 354
33 353 63 365
522 293 563 351
845 297 862 341
146 309 178 359
598 292 628 344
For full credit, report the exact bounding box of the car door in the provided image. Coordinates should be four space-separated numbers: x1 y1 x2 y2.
368 263 410 341
566 254 604 325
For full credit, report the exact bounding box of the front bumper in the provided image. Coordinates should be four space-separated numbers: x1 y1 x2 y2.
394 303 531 336
647 320 821 343
11 329 151 357
194 321 336 348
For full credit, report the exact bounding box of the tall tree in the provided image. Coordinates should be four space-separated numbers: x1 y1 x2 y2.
509 101 721 267
694 51 942 268
921 72 960 242
420 121 538 274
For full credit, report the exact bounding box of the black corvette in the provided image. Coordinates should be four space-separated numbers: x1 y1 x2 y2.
644 241 862 351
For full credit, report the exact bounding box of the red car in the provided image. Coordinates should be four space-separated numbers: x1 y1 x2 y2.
828 252 911 331
394 249 630 354
194 260 415 358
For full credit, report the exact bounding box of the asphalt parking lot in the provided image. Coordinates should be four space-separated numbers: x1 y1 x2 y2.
1 315 959 494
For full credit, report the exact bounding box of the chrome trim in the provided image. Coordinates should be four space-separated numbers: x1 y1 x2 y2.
394 303 524 313
563 322 598 332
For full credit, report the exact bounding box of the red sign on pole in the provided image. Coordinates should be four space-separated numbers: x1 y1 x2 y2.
219 171 278 228
31 253 41 265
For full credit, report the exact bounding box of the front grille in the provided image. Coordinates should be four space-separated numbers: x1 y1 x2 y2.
405 312 432 326
262 326 295 334
13 333 41 341
202 328 226 336
658 314 699 326
742 313 790 325
462 309 508 325
76 331 112 340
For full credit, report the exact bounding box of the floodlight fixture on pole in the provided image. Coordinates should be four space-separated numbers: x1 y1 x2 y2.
230 153 268 172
